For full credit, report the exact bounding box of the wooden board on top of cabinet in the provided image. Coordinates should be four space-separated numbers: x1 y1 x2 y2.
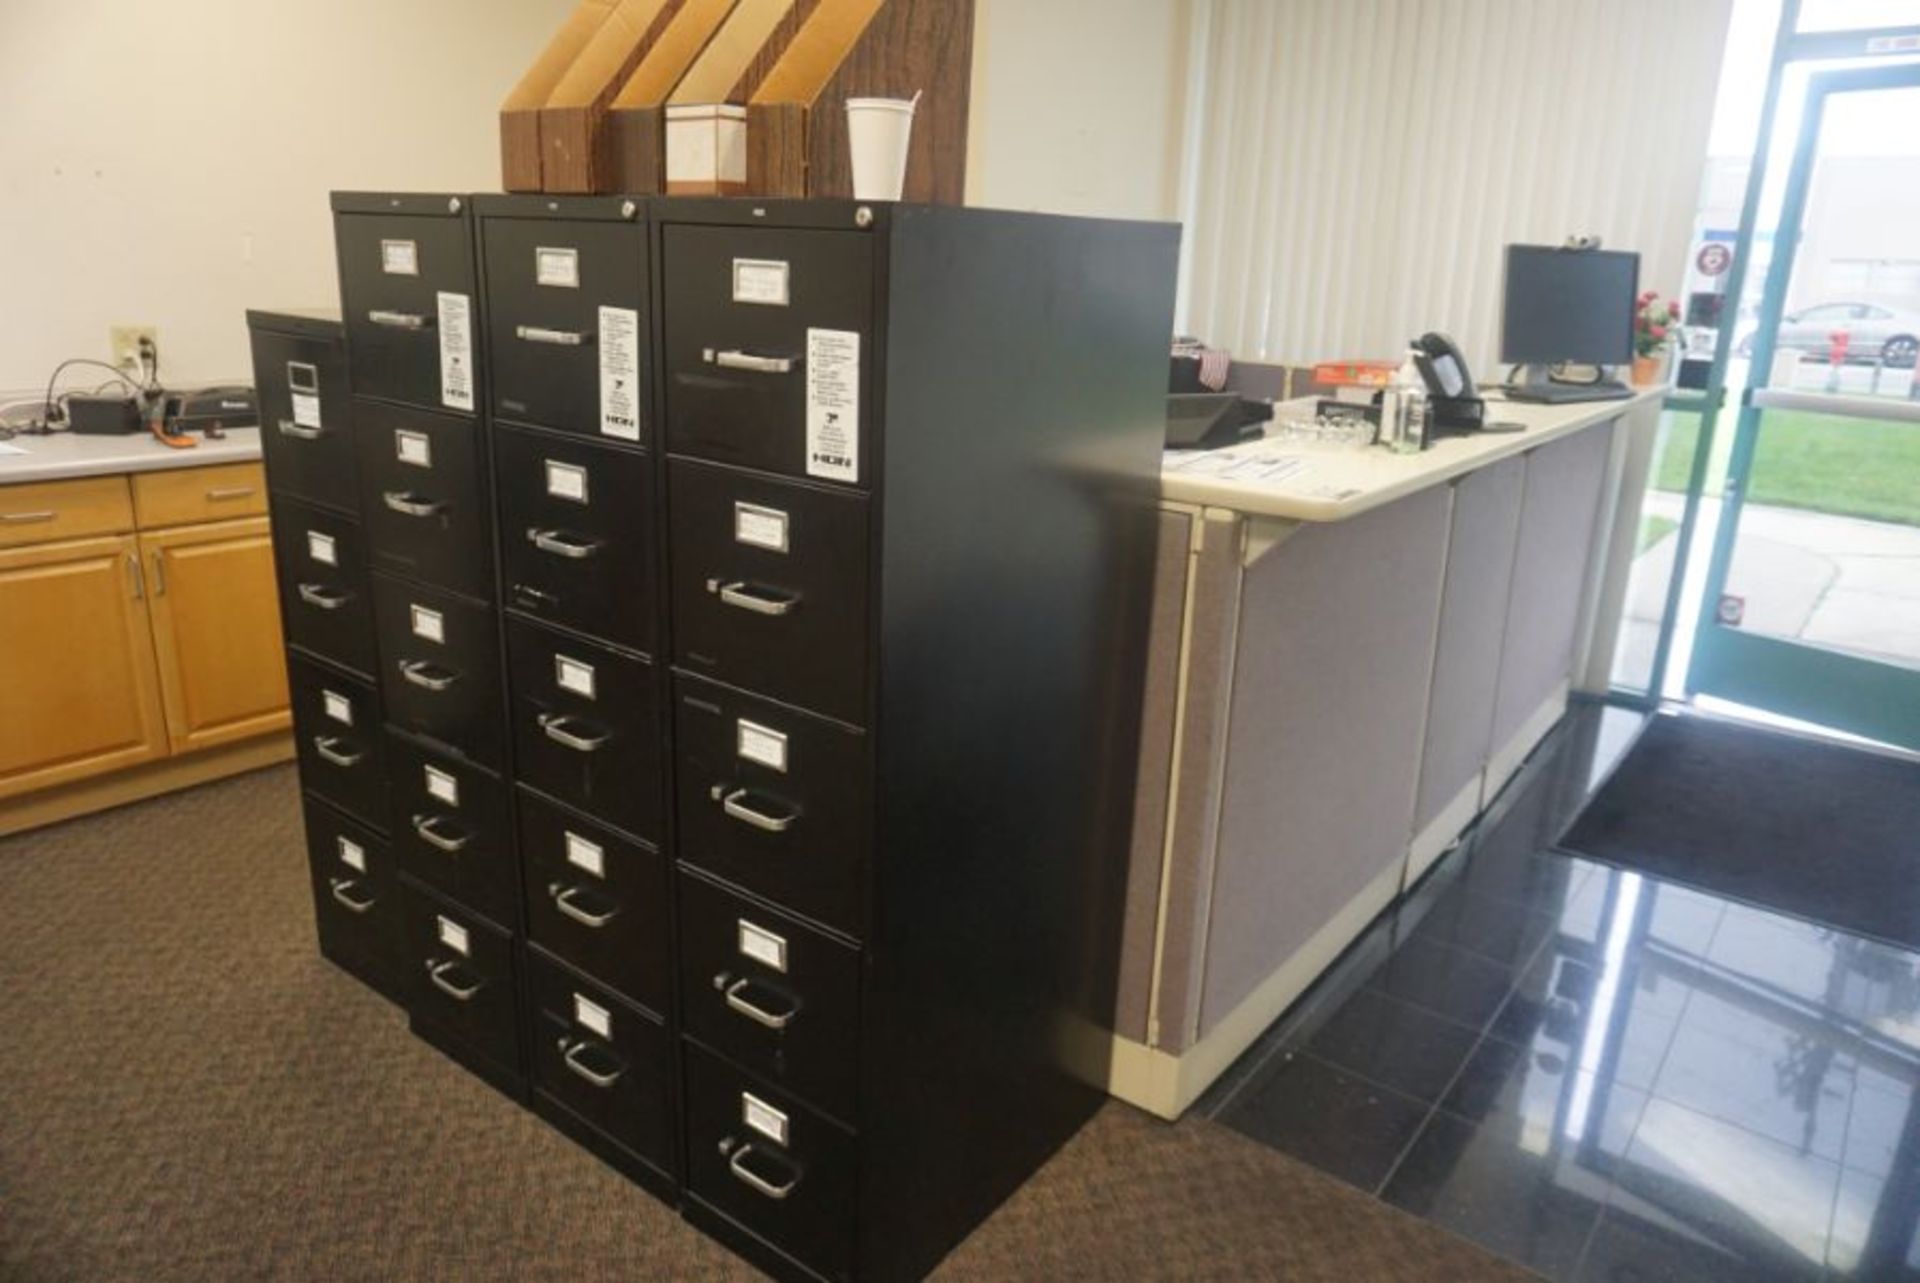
132 462 268 528
139 515 291 752
0 475 134 548
0 533 168 798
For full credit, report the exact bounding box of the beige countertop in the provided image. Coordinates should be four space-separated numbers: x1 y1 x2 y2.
0 428 263 484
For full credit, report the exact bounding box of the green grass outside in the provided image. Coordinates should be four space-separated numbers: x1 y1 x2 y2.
1653 408 1920 527
1636 515 1678 554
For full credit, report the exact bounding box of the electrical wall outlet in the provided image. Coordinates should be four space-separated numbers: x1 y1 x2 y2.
109 325 157 371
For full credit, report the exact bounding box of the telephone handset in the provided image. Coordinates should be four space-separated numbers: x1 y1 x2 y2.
1408 332 1488 434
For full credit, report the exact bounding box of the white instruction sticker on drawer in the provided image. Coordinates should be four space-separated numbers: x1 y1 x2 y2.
555 655 597 700
564 831 605 878
306 530 338 566
409 604 445 644
437 915 470 956
573 993 612 1038
598 305 641 441
736 720 788 773
291 391 323 430
437 290 475 413
737 919 788 973
380 238 418 276
733 502 789 553
394 429 432 468
806 327 859 483
336 835 367 872
732 258 790 306
742 1092 789 1146
536 246 579 289
545 459 589 503
323 690 354 726
424 764 460 807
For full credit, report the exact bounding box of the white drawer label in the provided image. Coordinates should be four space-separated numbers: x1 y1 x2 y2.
555 655 597 699
536 245 580 289
598 305 641 441
394 429 432 468
732 258 790 306
336 835 367 872
424 764 459 807
737 919 788 973
409 604 445 644
291 391 323 430
545 459 589 503
573 993 612 1038
380 238 418 276
322 690 353 726
306 530 337 566
436 915 469 956
736 720 788 773
742 1092 789 1146
805 327 859 483
437 290 475 412
564 830 605 878
733 502 789 553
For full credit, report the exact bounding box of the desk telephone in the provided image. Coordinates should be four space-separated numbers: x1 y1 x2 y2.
1406 333 1525 437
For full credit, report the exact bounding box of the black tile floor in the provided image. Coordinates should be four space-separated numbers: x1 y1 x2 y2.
1200 703 1920 1282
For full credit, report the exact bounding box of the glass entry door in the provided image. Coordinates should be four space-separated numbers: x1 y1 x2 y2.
1689 63 1920 748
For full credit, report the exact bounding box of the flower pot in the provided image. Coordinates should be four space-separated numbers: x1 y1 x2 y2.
1631 352 1668 387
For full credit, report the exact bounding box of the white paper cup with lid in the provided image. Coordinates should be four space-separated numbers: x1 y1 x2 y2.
845 94 919 200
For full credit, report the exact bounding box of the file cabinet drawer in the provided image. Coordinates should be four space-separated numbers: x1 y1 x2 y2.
387 731 517 931
334 193 479 415
519 787 669 1014
132 462 268 528
482 205 648 442
0 475 132 548
373 574 503 768
302 793 403 1006
507 616 662 842
288 655 387 829
400 877 522 1082
674 675 868 936
684 1042 856 1282
667 459 871 725
661 223 873 485
528 946 674 1174
272 499 377 678
354 399 494 600
679 870 860 1125
496 425 656 653
251 321 358 511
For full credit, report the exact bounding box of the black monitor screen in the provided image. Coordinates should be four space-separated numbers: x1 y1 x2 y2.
1500 244 1640 367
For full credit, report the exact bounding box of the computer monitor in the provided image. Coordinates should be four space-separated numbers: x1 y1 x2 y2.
1499 244 1640 370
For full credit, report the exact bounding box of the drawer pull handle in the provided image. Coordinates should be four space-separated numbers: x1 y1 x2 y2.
426 958 482 1002
368 309 429 330
539 712 609 753
313 735 363 768
277 419 325 440
206 485 255 501
127 552 144 601
399 659 458 692
708 349 794 375
411 813 470 854
714 786 796 834
721 974 799 1030
382 491 446 519
296 583 349 611
560 1038 626 1089
515 325 590 347
711 580 798 617
527 527 601 560
728 1143 799 1201
551 884 618 928
328 877 376 914
2 510 57 523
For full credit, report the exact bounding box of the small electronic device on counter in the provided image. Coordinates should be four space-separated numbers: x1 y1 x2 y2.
165 386 258 439
1166 392 1274 449
65 392 144 435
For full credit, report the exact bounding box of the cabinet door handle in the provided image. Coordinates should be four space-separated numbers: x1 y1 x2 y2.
560 1039 625 1089
126 551 144 601
368 309 429 330
411 813 470 854
551 884 617 928
538 712 608 753
206 486 255 501
149 550 166 595
721 975 799 1030
277 419 325 440
296 583 349 611
329 877 376 914
382 491 445 518
713 786 795 834
709 580 798 617
425 958 482 1002
527 528 600 559
1 510 56 524
707 349 794 375
313 735 363 767
728 1143 799 1201
399 659 457 691
515 325 590 347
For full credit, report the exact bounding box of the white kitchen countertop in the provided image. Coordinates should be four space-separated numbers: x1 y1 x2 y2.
0 428 263 484
1161 386 1666 522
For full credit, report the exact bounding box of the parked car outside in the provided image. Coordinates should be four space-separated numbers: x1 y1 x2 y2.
1736 301 1920 367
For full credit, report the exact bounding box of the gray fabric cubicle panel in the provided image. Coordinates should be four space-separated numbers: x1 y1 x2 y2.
1194 486 1451 1040
1413 456 1526 830
1488 425 1611 752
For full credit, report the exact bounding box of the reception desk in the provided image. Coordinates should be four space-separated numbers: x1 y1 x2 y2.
1109 388 1665 1118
